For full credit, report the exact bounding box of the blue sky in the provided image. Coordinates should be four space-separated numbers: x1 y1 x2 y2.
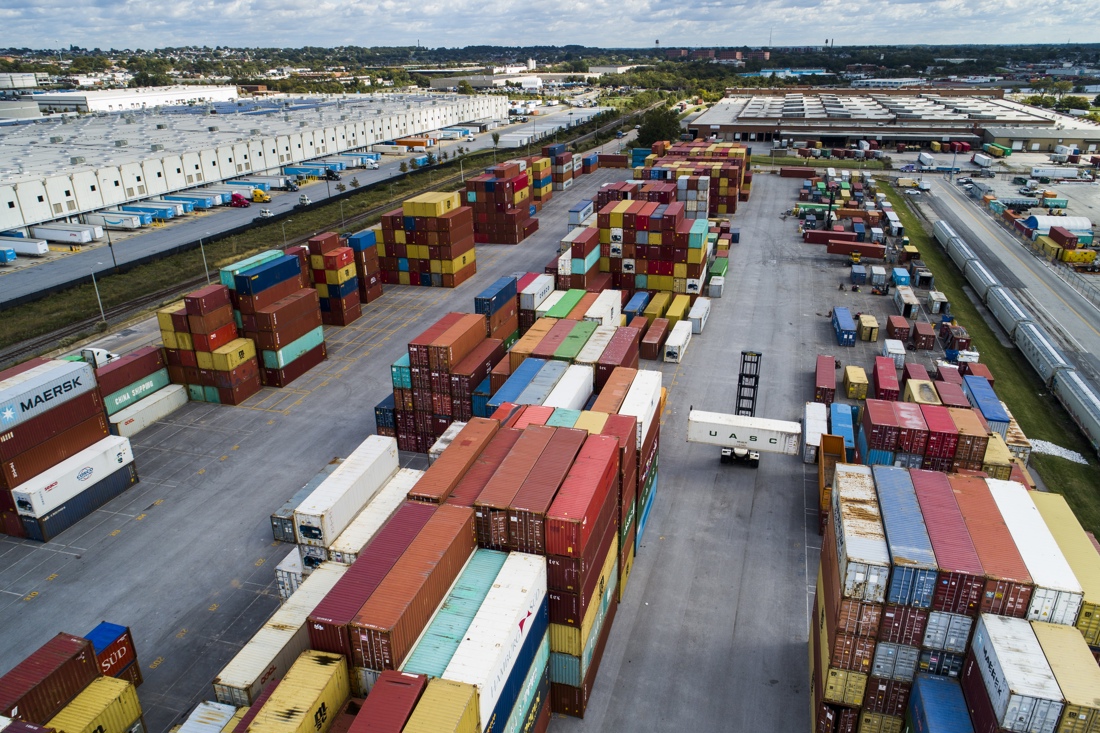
4 0 1099 51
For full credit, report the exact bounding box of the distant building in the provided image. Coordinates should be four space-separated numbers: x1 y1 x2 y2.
20 85 238 112
850 77 926 89
690 50 715 60
590 65 647 75
665 49 688 59
742 50 770 62
0 72 48 90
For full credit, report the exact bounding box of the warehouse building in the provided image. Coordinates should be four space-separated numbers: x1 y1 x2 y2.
982 126 1100 154
688 91 1055 147
0 92 508 232
18 85 239 113
0 72 48 90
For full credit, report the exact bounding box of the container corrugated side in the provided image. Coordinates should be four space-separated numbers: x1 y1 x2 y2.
346 670 426 733
446 429 522 508
0 361 97 431
986 479 1083 625
542 366 593 411
442 553 548 733
549 534 618 656
12 436 134 518
0 634 99 723
617 371 662 450
971 614 1063 733
328 469 424 564
550 540 618 672
213 563 349 706
545 435 619 558
475 426 555 550
294 435 399 547
44 677 140 733
1030 621 1100 733
1031 492 1100 645
402 550 509 679
507 429 587 555
573 326 616 369
502 635 548 733
108 384 187 437
831 464 890 603
871 466 937 608
177 702 237 733
907 674 973 733
247 651 350 733
401 679 478 733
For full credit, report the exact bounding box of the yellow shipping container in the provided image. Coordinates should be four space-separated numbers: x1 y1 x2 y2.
904 379 942 405
823 668 867 708
550 533 618 656
514 187 529 206
673 263 688 279
160 330 179 350
529 157 550 172
649 275 674 292
310 254 325 270
649 232 662 245
176 332 194 351
440 251 476 275
844 366 868 400
394 229 406 245
510 318 558 371
859 712 903 733
222 708 248 733
981 432 1013 480
930 141 942 152
644 292 671 324
598 228 611 245
402 191 461 218
211 339 257 372
403 679 479 733
1031 622 1100 733
618 540 635 602
1032 492 1100 645
610 200 632 229
599 256 611 272
398 272 411 285
248 651 349 733
157 302 186 331
47 677 141 733
572 410 609 435
1064 249 1097 264
665 295 690 327
324 265 356 286
858 314 879 342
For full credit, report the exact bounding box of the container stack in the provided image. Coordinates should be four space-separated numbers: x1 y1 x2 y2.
0 359 139 542
548 145 575 193
378 192 477 286
526 155 553 205
305 232 361 326
346 228 384 305
474 275 520 349
83 622 144 689
94 346 187 438
634 140 750 214
464 160 538 245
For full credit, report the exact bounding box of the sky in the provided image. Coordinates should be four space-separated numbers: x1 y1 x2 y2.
3 0 1100 51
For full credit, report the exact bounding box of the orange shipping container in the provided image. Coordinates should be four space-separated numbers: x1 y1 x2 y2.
590 368 637 414
428 314 486 373
407 419 499 503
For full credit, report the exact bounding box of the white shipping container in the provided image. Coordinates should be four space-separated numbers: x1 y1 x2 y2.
882 339 906 370
178 702 237 733
832 464 890 603
429 423 467 466
213 562 348 706
109 384 188 437
294 435 399 547
619 370 663 450
970 614 1064 733
663 321 692 363
275 546 303 600
923 611 972 653
802 402 829 465
328 468 424 564
583 290 621 327
556 252 571 277
688 297 711 334
542 365 594 411
687 411 801 455
519 274 554 311
442 553 547 732
574 325 616 369
986 479 1084 625
535 290 566 319
708 276 724 299
11 436 134 517
0 236 49 256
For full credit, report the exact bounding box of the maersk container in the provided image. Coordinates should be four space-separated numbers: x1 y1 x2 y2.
246 651 350 733
986 479 1083 625
213 562 348 706
519 275 554 311
688 297 711 334
21 463 138 542
12 435 134 518
831 464 890 603
968 614 1064 733
44 677 141 733
0 360 97 431
663 321 692 363
0 235 50 256
109 384 187 437
872 466 938 608
1014 322 1073 387
986 287 1033 340
271 460 342 544
619 370 662 450
516 360 568 407
906 674 974 733
442 553 548 733
177 702 237 733
542 365 593 411
294 435 399 548
219 250 284 290
402 550 509 678
487 359 544 413
327 468 423 564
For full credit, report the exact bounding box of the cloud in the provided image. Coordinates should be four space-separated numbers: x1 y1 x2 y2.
5 0 1099 49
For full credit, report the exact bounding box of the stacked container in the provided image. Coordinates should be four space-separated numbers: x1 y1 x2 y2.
475 275 521 349
306 232 361 326
83 622 143 689
0 633 102 723
378 192 477 286
346 228 384 305
527 154 552 204
464 160 538 245
95 346 186 437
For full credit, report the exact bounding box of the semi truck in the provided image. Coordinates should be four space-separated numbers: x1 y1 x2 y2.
917 152 935 169
218 184 271 202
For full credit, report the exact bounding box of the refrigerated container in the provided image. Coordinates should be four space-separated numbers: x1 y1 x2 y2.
11 436 134 518
271 460 342 544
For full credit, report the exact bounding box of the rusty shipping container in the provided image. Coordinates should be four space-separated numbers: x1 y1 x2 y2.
0 633 100 723
507 427 587 554
545 435 619 558
0 389 105 463
589 368 636 415
594 328 640 392
0 413 110 490
445 428 522 507
409 313 465 368
474 425 555 550
428 314 487 373
408 419 498 503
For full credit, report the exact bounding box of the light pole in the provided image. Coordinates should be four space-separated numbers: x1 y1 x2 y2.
91 263 106 323
199 233 211 284
104 228 119 272
281 219 292 249
339 201 345 229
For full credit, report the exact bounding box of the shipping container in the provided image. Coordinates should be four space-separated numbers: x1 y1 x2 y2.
816 355 837 404
475 426 556 550
546 435 619 559
328 469 423 564
550 534 618 657
923 612 972 654
832 464 890 603
11 436 133 518
1030 492 1100 645
246 651 350 733
0 361 97 431
271 460 342 544
0 634 99 723
508 429 587 555
408 420 498 504
83 623 139 684
294 436 399 547
549 555 617 687
906 674 973 733
618 371 661 452
44 678 141 733
542 366 593 411
109 385 187 437
872 467 937 609
346 671 426 733
401 679 478 733
20 463 137 542
447 429 522 508
177 702 237 733
1030 621 1100 733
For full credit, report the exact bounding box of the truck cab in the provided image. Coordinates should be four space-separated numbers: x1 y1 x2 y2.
251 189 271 203
229 192 251 208
323 169 341 181
296 194 312 208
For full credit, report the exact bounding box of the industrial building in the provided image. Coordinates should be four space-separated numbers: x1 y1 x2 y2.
688 91 1058 147
0 72 48 90
982 126 1100 154
18 85 239 113
0 92 508 232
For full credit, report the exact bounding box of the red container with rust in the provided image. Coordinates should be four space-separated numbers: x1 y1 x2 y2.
307 232 341 256
348 670 426 733
187 304 234 335
877 605 928 646
862 677 911 717
260 343 326 388
474 425 555 549
408 419 498 504
0 389 104 462
428 314 486 373
595 327 640 392
218 375 261 406
821 516 883 638
639 318 669 361
1 413 110 490
246 309 323 352
546 434 619 558
446 428 522 508
191 322 238 353
933 380 969 409
548 516 615 627
815 355 836 404
0 633 100 723
94 346 166 396
508 427 587 554
236 275 306 315
247 289 320 332
307 501 437 660
891 401 929 455
184 283 232 316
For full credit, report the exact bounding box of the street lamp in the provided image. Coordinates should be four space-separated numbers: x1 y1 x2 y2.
281 219 293 249
198 233 211 284
90 263 106 324
104 228 119 272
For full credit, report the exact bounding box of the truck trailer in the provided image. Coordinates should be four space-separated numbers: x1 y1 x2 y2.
117 204 176 219
163 193 217 210
30 224 101 243
0 235 49 256
83 212 145 230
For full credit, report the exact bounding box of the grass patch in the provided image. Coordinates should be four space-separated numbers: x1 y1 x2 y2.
878 179 1100 533
752 155 888 170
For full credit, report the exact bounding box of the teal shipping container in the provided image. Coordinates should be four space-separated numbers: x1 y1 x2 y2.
391 354 412 390
104 368 170 415
546 409 581 428
219 250 284 290
261 326 325 369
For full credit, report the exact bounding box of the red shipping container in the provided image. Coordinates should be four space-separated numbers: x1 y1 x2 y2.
408 419 498 503
307 501 436 660
548 517 616 627
307 232 341 255
409 313 465 368
0 389 104 462
639 318 669 361
322 247 354 271
912 322 936 351
94 346 165 396
184 284 232 316
873 357 900 401
474 425 555 549
919 405 959 460
179 350 198 368
821 516 883 638
815 355 836 404
546 435 620 558
902 363 930 383
530 320 577 361
191 322 238 353
627 315 649 337
961 361 994 387
591 368 637 415
549 591 617 719
91 627 139 680
236 276 306 315
960 651 1000 733
825 629 876 674
248 289 320 332
949 474 1034 617
170 309 190 332
347 670 426 733
1 413 110 489
213 358 261 390
512 406 553 429
449 339 505 410
877 604 928 646
891 402 929 455
932 381 969 409
885 316 911 341
545 485 617 593
259 343 326 388
508 427 587 554
862 677 910 717
0 633 100 723
446 428 522 507
218 375 261 406
350 504 476 670
246 309 323 352
862 399 900 452
0 357 49 381
595 328 640 392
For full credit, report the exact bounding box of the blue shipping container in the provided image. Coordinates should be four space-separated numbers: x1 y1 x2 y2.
22 463 138 542
892 267 911 286
483 600 549 733
906 674 974 733
872 465 938 608
374 394 396 431
829 402 856 461
234 255 301 296
472 377 492 419
851 265 867 284
84 621 129 656
515 360 568 406
858 427 895 467
832 307 856 347
346 229 377 253
635 467 658 551
623 291 651 321
487 359 545 412
475 276 518 317
960 375 1010 434
391 354 412 390
546 408 580 428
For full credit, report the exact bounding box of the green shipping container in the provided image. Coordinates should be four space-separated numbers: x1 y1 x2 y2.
105 368 170 415
220 250 284 290
545 289 586 319
401 549 508 678
391 353 412 390
261 326 325 369
203 385 221 404
546 408 581 428
553 321 597 362
186 384 204 401
709 258 729 278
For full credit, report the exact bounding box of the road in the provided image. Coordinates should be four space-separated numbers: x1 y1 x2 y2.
921 177 1100 382
0 106 609 308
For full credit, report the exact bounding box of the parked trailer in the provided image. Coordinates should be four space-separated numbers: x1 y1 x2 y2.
283 166 328 178
225 179 271 192
985 287 1034 339
237 175 295 190
307 159 345 171
963 259 1000 300
117 204 176 219
1051 369 1100 455
826 240 887 259
0 235 49 256
163 194 217 210
372 144 409 155
82 212 144 230
1014 322 1074 387
30 224 96 244
147 198 190 214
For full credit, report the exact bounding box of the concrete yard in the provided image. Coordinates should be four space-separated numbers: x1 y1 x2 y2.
0 162 954 732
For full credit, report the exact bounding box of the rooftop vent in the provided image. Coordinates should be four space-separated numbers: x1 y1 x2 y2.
157 123 168 129
70 156 86 165
114 139 128 147
151 143 164 151
49 136 63 143
208 126 220 132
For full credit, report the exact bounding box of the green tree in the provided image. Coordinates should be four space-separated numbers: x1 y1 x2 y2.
456 80 475 95
1059 96 1091 111
426 152 437 166
635 107 682 148
399 162 408 173
1093 94 1100 107
1053 80 1073 99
